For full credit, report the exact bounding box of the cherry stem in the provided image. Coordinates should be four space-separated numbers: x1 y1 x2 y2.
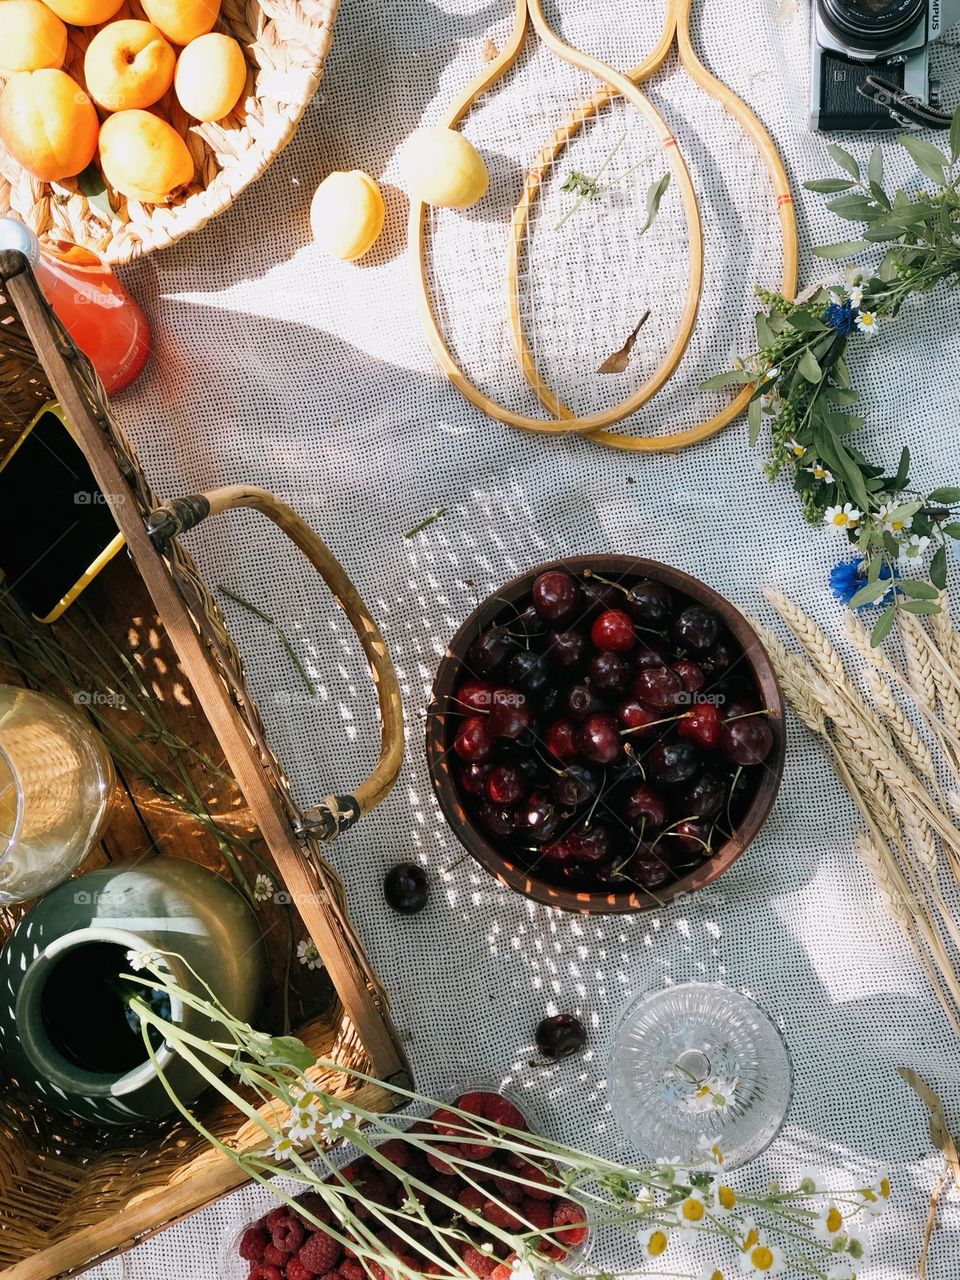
620 711 684 737
725 707 775 722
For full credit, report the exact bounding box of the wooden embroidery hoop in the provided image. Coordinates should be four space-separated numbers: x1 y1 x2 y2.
412 0 799 453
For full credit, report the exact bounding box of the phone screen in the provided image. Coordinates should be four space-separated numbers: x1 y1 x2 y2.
0 407 123 621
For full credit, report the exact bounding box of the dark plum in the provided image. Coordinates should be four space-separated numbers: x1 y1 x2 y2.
384 863 430 914
532 570 581 624
648 738 699 784
535 1013 587 1059
673 606 720 654
588 650 632 695
579 713 621 765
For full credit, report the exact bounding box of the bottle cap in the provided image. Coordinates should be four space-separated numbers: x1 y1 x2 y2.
0 219 40 267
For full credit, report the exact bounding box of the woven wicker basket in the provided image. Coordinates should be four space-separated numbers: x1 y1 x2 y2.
0 0 338 264
0 249 408 1279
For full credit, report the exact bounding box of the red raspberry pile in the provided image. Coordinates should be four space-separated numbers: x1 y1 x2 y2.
233 1091 588 1280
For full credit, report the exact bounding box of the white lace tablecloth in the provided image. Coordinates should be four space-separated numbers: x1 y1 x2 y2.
88 1 960 1276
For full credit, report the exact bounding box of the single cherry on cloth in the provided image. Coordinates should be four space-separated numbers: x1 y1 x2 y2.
532 570 581 624
591 608 636 652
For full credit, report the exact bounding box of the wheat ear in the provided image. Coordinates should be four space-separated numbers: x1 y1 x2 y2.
931 592 960 676
865 668 938 786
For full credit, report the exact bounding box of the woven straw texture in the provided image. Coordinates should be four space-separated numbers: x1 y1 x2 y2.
92 0 960 1276
0 0 338 264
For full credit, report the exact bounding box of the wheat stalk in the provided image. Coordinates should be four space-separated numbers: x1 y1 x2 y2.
865 668 938 786
931 592 960 677
900 612 941 710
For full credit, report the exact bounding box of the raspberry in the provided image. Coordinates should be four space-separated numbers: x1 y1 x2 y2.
461 1245 497 1277
517 1164 556 1200
263 1245 287 1267
286 1262 316 1280
552 1199 588 1248
490 1262 515 1280
239 1225 270 1262
340 1260 366 1280
483 1199 524 1231
248 1269 283 1280
538 1240 568 1262
458 1186 486 1214
426 1150 456 1176
266 1207 289 1230
492 1174 525 1205
521 1199 552 1231
298 1230 343 1276
377 1139 410 1168
273 1217 306 1254
295 1192 332 1230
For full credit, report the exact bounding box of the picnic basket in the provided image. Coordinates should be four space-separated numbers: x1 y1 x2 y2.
0 247 408 1278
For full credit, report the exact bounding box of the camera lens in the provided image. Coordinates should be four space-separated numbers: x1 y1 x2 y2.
819 0 926 47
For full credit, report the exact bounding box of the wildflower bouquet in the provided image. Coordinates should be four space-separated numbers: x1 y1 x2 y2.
126 950 884 1280
706 109 960 646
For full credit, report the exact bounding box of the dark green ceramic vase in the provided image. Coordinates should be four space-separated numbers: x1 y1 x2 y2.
0 856 266 1126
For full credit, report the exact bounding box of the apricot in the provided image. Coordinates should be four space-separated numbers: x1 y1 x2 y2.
310 171 385 261
140 0 219 45
0 0 68 74
84 21 175 112
400 127 488 209
174 33 246 121
43 0 122 25
0 69 98 182
98 109 193 203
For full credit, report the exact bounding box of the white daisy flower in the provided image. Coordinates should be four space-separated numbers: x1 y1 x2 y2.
848 285 864 307
709 1077 739 1110
825 503 861 530
653 1157 682 1185
266 1132 295 1162
740 1237 785 1276
806 462 834 483
814 1203 847 1244
844 265 866 288
826 1267 858 1280
297 939 321 970
855 310 878 336
712 1183 738 1217
795 1167 822 1194
317 1108 353 1136
862 1173 892 1215
640 1226 670 1257
125 949 163 973
878 501 913 534
700 1269 725 1280
900 533 931 561
786 438 806 458
697 1133 725 1167
678 1189 708 1226
843 1226 870 1261
253 873 275 902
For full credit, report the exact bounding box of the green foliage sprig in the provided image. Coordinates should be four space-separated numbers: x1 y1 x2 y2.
706 109 960 645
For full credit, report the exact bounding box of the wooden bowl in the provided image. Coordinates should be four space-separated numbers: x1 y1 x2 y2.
426 555 785 915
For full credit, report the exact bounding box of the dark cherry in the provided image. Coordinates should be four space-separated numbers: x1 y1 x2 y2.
623 783 668 829
567 820 610 862
454 715 494 761
591 608 636 653
485 764 529 806
633 665 684 711
701 638 737 676
539 685 562 718
553 763 600 808
515 604 547 637
517 789 562 842
595 853 635 890
722 690 759 720
634 637 671 670
648 738 699 784
678 703 723 750
668 818 713 857
467 627 512 675
476 800 516 838
384 862 429 914
532 570 581 624
535 1013 587 1060
546 718 580 762
547 629 589 670
507 650 548 692
540 838 573 863
616 698 659 737
579 712 621 765
721 716 774 765
581 577 619 615
588 650 632 695
677 770 726 820
628 847 672 889
673 606 720 654
672 659 705 694
454 679 495 711
489 689 531 739
624 578 673 627
564 681 603 721
459 761 491 796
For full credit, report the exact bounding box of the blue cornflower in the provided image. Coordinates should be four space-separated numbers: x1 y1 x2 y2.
829 556 898 608
824 301 857 336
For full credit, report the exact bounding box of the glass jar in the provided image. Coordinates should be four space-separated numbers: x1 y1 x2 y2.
0 685 116 904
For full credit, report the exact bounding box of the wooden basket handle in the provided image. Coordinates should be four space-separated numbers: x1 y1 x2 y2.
146 485 405 840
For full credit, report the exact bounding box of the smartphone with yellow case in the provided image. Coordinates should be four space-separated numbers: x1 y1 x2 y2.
0 402 126 623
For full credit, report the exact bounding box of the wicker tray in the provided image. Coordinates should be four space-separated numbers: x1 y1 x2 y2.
0 248 408 1279
0 0 338 264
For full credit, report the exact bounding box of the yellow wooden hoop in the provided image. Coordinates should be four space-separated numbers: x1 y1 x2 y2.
411 0 705 436
507 0 799 452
